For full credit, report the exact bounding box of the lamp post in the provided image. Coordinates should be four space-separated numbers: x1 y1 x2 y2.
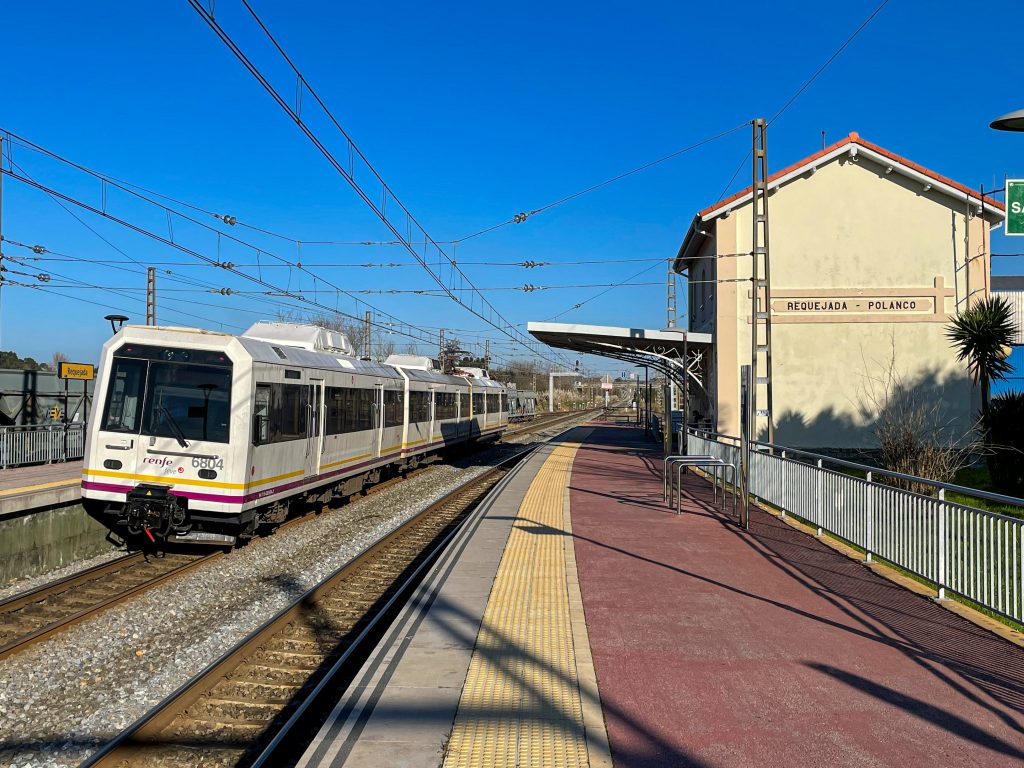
990 110 1024 132
104 314 129 335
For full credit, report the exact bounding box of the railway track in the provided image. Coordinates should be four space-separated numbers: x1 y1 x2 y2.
0 551 220 661
0 413 592 665
505 408 600 438
83 448 533 768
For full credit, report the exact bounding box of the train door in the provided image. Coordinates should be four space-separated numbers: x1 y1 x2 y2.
306 379 325 476
429 388 437 446
374 382 384 458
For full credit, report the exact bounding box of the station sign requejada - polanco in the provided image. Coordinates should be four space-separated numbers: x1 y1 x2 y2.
58 362 95 380
1007 179 1024 235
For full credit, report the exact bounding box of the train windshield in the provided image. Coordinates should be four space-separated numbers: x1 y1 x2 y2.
102 347 232 443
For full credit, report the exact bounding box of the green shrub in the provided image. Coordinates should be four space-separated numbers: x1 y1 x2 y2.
985 391 1024 496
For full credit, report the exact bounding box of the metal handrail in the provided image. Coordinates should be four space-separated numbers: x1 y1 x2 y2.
686 427 1024 624
0 423 85 469
686 427 1024 515
671 457 737 517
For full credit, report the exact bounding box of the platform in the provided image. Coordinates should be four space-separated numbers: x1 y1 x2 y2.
0 460 82 518
300 420 1024 767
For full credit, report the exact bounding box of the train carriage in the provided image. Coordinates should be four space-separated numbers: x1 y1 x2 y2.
82 323 508 546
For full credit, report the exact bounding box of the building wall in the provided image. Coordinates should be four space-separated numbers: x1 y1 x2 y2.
711 153 993 448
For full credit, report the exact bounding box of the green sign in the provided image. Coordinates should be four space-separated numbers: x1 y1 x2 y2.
1007 179 1024 235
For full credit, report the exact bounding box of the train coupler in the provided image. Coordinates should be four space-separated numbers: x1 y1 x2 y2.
124 484 187 540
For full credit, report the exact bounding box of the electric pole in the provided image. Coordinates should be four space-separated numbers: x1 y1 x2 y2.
0 134 4 350
363 310 372 359
484 339 490 370
146 267 157 326
666 257 676 328
439 329 446 372
749 118 775 446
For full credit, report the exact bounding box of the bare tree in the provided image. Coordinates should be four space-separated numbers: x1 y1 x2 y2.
51 351 70 371
857 338 980 492
375 338 396 363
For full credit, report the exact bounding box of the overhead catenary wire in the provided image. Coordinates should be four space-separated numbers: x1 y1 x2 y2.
0 141 527 356
0 167 463 350
715 0 892 202
2 131 543 362
18 280 712 294
0 137 407 319
453 122 749 243
508 3 893 326
185 1 571 368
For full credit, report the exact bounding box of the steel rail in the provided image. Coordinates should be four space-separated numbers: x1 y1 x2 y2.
504 408 602 438
0 416 589 663
82 444 542 768
0 551 221 661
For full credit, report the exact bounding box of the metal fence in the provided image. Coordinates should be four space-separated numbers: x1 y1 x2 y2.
0 424 86 469
686 428 1024 625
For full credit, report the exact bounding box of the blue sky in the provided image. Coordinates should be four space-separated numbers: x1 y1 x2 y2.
2 1 1024 376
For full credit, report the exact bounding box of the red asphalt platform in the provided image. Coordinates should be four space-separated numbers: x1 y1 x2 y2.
568 420 1024 767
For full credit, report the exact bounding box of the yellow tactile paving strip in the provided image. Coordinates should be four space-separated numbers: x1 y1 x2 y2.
444 439 595 768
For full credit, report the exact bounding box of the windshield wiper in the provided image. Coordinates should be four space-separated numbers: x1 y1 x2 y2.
158 406 190 448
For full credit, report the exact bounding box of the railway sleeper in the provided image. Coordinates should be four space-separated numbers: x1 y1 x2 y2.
188 697 294 724
219 679 302 703
121 746 246 768
164 715 266 741
233 663 319 686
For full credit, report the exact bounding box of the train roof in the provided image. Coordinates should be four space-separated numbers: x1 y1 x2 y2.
237 336 399 378
104 324 506 389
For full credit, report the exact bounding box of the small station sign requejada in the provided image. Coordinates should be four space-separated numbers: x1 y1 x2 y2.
57 362 95 381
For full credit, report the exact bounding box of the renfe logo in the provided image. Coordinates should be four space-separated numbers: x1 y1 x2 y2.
143 457 174 468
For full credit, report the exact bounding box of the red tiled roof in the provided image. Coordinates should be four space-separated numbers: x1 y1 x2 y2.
698 132 1004 218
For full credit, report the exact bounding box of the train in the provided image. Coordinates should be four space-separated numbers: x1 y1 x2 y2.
81 322 511 546
506 389 538 421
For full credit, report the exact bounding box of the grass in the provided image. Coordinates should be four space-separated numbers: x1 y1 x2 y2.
831 463 1024 521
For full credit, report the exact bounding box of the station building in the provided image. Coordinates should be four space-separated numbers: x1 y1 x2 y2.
674 132 1004 450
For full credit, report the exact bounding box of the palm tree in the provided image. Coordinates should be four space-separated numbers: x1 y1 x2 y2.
945 296 1016 422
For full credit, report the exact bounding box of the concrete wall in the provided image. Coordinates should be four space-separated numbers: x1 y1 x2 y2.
711 153 993 448
0 503 113 582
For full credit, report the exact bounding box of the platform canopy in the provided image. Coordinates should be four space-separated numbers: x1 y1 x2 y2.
527 321 711 391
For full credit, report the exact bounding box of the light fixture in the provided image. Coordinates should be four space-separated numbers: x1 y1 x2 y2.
990 109 1024 132
104 314 129 335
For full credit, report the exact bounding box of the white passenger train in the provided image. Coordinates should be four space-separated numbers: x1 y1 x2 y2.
81 322 509 545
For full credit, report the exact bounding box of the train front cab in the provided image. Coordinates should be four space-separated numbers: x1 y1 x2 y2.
82 328 250 545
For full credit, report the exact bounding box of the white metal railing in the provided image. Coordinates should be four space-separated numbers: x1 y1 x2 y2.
0 424 86 469
686 428 1024 625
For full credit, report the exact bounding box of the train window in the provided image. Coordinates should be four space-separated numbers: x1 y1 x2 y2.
460 392 470 417
325 386 377 434
486 393 499 413
408 391 431 422
472 392 484 415
435 392 457 420
384 389 404 427
141 362 233 443
102 357 146 433
253 385 270 444
270 383 307 442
